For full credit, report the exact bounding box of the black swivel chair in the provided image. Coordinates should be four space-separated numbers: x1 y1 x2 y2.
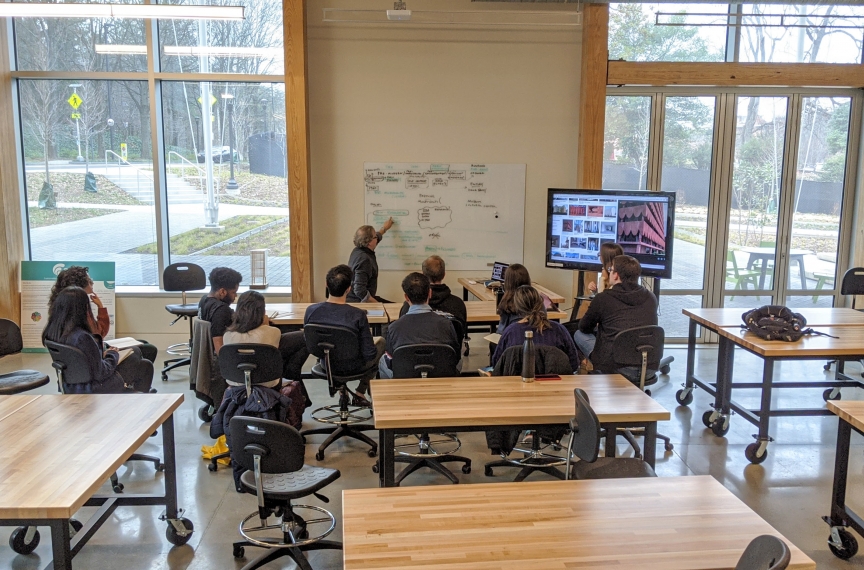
0 319 49 395
607 325 674 457
229 416 342 568
45 340 164 492
381 344 470 485
565 388 656 480
735 535 791 570
301 324 378 460
161 262 206 382
824 267 864 386
208 344 285 472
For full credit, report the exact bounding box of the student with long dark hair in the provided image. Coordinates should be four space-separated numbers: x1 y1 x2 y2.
587 242 624 294
43 286 154 394
492 286 580 372
496 264 554 332
49 265 158 362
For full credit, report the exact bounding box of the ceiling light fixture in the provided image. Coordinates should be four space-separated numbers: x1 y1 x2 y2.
163 46 281 57
0 3 245 20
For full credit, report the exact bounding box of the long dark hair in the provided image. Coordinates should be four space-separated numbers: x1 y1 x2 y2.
497 263 531 316
43 286 96 344
599 243 624 290
48 266 92 313
228 290 266 334
514 286 550 333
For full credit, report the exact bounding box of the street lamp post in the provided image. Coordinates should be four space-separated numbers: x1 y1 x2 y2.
222 92 239 193
69 83 84 162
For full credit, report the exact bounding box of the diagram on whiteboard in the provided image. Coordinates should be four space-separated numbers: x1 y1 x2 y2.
364 162 526 271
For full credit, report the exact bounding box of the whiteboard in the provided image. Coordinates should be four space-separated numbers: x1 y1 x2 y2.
364 162 526 271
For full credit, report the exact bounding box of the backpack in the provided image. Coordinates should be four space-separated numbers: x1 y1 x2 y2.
741 305 836 341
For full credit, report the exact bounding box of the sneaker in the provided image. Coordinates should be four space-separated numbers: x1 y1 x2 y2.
351 393 371 408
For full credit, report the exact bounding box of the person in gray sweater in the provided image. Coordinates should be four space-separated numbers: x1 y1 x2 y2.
346 217 394 303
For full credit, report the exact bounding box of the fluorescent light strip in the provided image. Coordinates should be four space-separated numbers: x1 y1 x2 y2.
0 3 245 20
95 44 147 54
164 46 281 57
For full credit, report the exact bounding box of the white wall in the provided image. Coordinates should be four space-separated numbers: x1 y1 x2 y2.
307 0 582 302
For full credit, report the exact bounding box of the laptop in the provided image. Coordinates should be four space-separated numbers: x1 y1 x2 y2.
484 261 509 288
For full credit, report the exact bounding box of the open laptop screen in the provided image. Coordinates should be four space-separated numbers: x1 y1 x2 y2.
490 262 509 282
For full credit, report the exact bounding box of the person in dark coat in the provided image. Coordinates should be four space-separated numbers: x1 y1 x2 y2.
346 217 394 303
398 255 467 334
575 255 658 374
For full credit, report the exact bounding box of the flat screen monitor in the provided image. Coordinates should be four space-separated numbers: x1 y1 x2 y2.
545 189 676 279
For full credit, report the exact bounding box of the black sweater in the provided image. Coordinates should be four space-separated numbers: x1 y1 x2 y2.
346 240 381 302
386 310 460 358
578 281 658 373
398 284 467 333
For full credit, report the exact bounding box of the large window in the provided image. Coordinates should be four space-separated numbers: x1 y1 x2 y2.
13 0 291 287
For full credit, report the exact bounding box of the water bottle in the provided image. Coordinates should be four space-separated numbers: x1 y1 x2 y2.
495 287 504 308
521 330 535 383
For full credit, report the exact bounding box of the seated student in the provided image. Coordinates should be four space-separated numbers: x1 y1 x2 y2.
398 255 467 332
492 285 581 373
43 286 154 393
304 264 385 405
198 267 242 355
575 255 658 373
496 263 555 332
379 272 461 379
587 242 624 294
223 290 311 388
49 265 158 363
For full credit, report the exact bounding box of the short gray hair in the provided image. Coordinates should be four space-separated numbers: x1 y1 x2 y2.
354 225 376 248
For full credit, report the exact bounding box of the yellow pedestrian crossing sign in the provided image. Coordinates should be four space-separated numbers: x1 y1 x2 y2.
67 93 83 109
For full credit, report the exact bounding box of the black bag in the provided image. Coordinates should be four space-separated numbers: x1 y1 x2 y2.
741 305 836 341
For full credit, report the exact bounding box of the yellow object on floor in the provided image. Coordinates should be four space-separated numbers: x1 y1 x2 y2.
201 435 231 465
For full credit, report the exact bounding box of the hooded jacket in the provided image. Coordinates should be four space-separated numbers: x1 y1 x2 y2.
398 283 467 332
578 281 658 373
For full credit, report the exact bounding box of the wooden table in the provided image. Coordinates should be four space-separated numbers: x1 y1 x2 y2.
383 301 567 327
267 302 389 334
702 324 864 464
370 375 669 487
740 246 812 289
825 400 864 560
678 308 864 425
0 394 187 569
457 277 566 304
342 475 815 570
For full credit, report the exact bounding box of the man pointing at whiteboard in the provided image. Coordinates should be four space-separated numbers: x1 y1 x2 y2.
347 217 394 303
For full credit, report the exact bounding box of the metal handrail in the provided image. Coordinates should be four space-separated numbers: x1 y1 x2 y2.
104 150 153 197
167 151 205 194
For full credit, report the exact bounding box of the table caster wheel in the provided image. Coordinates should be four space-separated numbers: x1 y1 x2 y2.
198 405 213 423
484 466 493 477
315 451 325 461
367 448 378 458
675 389 693 406
711 417 729 437
372 463 379 474
745 442 768 464
824 388 842 401
701 410 715 428
9 527 39 555
165 518 194 546
113 482 124 493
829 528 859 560
462 464 471 474
208 462 218 472
233 545 245 558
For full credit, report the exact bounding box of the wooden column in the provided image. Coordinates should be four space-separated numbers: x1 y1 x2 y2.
0 23 23 323
573 4 609 307
284 0 314 302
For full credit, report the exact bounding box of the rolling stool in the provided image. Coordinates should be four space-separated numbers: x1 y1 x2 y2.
161 262 206 382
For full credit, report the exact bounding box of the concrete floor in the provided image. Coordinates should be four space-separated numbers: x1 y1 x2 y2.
3 341 864 569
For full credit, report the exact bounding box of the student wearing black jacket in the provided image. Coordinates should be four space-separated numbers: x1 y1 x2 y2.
575 255 658 373
398 255 467 333
346 217 394 303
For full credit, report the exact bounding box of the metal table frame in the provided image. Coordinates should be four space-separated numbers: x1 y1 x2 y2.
824 413 864 558
377 420 659 487
0 414 187 570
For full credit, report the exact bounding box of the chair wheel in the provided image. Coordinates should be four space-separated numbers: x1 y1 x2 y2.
372 463 379 473
165 518 194 546
9 527 40 555
462 464 471 474
644 389 651 397
829 528 859 560
233 545 245 558
368 448 378 458
664 442 674 452
675 389 693 406
113 482 124 493
660 365 671 375
824 388 842 401
198 405 213 423
824 364 833 371
484 466 493 477
69 519 83 534
208 462 218 472
745 442 768 464
297 529 310 540
156 463 165 472
315 451 325 461
162 374 168 382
